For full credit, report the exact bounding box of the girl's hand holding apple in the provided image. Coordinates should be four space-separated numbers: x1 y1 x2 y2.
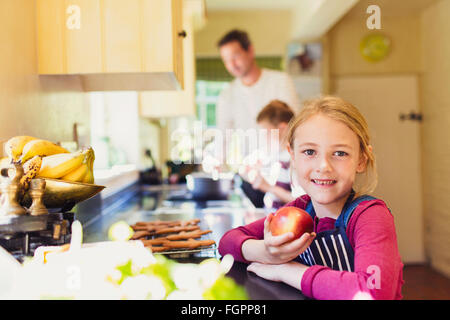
262 211 316 264
241 207 315 265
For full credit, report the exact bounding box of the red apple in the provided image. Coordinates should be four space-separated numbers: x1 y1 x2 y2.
269 206 314 239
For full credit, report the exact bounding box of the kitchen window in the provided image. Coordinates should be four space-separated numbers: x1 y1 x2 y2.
195 80 227 128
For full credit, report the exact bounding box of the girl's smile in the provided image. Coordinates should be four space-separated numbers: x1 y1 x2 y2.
311 179 337 186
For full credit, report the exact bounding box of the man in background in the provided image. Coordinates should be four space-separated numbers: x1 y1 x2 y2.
216 29 301 132
215 29 301 207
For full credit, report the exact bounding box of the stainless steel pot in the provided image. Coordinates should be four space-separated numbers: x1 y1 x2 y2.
186 172 233 200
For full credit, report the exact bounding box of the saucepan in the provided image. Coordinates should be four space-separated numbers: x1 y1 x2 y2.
185 172 234 200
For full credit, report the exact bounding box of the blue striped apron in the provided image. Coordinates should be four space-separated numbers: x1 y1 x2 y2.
298 193 376 272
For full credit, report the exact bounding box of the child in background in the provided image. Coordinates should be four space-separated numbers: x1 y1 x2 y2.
219 96 404 300
250 100 298 210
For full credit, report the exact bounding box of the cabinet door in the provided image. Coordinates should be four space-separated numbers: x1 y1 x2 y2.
139 10 194 118
172 0 184 89
37 0 65 74
141 0 173 73
36 0 184 90
37 0 102 74
64 0 102 73
100 0 182 76
102 0 141 72
141 0 182 81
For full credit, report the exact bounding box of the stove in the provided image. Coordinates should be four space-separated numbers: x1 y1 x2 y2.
0 163 76 262
0 212 74 262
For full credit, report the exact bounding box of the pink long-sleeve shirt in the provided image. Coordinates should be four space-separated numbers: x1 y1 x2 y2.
218 195 404 300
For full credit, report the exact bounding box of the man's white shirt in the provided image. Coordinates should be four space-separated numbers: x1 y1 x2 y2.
216 68 301 132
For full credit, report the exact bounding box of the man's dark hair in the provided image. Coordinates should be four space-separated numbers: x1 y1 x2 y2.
217 29 252 51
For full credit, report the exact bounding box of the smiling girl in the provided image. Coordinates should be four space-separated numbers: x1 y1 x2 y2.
218 96 404 300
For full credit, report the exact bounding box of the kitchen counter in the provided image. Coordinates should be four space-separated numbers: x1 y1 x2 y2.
77 182 308 300
94 166 140 199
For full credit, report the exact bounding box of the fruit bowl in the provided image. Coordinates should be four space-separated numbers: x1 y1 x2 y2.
20 178 105 212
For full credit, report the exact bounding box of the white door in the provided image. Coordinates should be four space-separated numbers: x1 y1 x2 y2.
334 75 425 264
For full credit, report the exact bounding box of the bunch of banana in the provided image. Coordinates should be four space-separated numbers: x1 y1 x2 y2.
61 147 95 184
3 136 96 185
38 147 95 184
3 136 69 163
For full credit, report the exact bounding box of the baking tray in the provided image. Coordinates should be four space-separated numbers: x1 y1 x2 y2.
155 242 217 258
131 217 217 258
144 229 217 258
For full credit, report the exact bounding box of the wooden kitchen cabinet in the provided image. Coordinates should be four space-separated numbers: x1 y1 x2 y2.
139 5 196 118
102 0 142 73
36 0 184 91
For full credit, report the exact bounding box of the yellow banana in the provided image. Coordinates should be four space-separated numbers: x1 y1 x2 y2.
22 155 43 177
82 168 94 184
21 139 69 163
82 147 95 184
61 163 89 182
4 136 38 162
58 147 95 183
19 155 43 199
38 150 85 179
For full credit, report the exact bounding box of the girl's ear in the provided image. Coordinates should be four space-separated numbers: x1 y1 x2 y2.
357 145 372 173
287 144 293 157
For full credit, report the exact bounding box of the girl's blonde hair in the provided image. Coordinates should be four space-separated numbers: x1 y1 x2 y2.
286 96 378 197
